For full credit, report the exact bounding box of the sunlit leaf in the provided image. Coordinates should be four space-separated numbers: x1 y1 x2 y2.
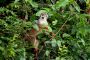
52 0 69 10
48 26 52 32
57 40 61 47
52 20 58 25
51 39 57 47
45 50 50 56
56 57 60 60
33 24 39 31
63 33 70 37
26 0 38 8
72 1 80 12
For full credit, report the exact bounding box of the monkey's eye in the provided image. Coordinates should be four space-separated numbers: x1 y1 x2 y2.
42 17 44 19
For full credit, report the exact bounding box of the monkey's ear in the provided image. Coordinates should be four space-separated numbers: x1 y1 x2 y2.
46 13 48 18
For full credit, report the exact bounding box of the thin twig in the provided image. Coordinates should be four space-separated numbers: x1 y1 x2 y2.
50 20 68 40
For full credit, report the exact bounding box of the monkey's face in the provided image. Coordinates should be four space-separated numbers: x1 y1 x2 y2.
38 12 48 26
40 13 48 20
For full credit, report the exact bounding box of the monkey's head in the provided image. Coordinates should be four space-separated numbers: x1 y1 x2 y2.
40 12 48 20
37 12 48 26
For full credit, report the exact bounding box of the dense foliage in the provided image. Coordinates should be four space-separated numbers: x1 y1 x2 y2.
0 0 90 60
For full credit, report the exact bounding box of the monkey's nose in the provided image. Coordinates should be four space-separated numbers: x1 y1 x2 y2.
42 17 44 19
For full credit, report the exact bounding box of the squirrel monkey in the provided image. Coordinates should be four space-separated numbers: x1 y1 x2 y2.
24 12 48 48
23 12 49 60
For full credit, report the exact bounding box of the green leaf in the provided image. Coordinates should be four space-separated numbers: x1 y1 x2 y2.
25 21 32 27
61 58 66 60
63 33 70 37
0 46 4 51
72 1 80 12
45 50 50 56
56 57 60 60
43 8 54 16
48 26 52 32
33 24 39 31
57 40 61 47
81 39 85 46
28 0 38 8
45 41 51 44
51 39 57 47
52 20 58 25
36 8 54 16
52 0 69 10
14 0 19 3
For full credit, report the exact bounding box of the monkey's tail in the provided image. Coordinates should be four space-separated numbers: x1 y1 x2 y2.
34 48 39 60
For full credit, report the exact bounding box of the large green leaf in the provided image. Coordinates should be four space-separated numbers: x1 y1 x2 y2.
52 0 69 10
